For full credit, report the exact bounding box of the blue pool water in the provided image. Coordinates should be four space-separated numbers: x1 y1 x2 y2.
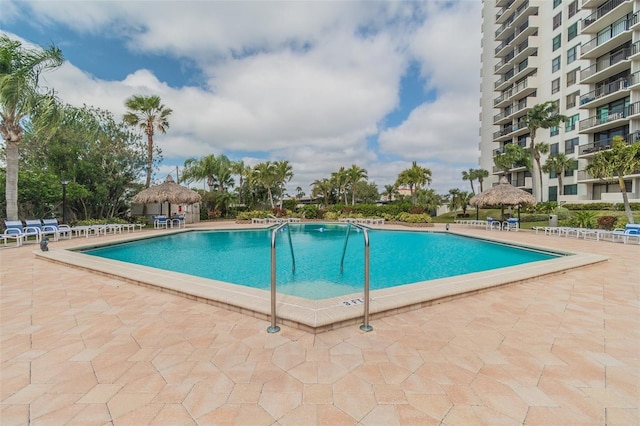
82 224 560 300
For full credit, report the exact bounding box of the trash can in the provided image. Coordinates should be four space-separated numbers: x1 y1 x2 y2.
549 214 558 227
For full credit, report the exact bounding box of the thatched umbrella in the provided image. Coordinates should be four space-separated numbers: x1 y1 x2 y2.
470 176 536 220
132 175 201 217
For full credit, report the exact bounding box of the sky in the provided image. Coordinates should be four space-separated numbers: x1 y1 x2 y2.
1 0 483 196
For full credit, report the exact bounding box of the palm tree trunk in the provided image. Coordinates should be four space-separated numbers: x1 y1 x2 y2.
619 176 634 223
5 140 19 220
146 132 154 188
536 157 544 202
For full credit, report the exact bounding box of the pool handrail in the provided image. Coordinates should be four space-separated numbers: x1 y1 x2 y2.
268 222 296 333
340 222 373 332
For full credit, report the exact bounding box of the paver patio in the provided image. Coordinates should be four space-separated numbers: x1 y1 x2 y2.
1 222 638 425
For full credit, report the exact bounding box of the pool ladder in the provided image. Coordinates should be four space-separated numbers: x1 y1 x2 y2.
268 222 373 333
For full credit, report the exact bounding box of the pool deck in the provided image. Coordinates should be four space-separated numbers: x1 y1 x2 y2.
1 221 638 424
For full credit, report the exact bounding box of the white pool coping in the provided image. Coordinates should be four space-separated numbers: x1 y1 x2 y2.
35 226 608 333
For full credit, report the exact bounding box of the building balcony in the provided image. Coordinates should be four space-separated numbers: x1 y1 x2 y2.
578 102 640 133
579 76 632 109
495 0 536 40
493 121 528 141
630 41 640 60
493 96 537 125
577 168 640 182
582 0 608 8
579 47 631 84
578 133 638 156
581 0 633 34
580 14 636 59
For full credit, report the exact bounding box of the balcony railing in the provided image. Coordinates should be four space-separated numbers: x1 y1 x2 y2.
579 133 637 155
579 76 631 105
492 120 527 139
578 101 640 131
579 47 631 81
581 14 637 56
495 0 531 38
578 168 640 180
582 0 628 30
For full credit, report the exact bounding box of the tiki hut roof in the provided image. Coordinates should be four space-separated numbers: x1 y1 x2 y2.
132 175 201 205
469 176 537 208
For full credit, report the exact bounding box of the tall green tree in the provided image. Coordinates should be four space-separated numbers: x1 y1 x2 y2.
461 169 476 194
532 142 550 201
494 144 529 173
346 164 368 205
123 95 172 188
331 166 349 204
585 136 640 223
542 152 574 196
253 161 277 208
523 101 566 202
476 168 489 192
0 36 64 219
310 178 333 208
181 154 219 192
382 184 398 202
273 160 293 208
396 161 432 206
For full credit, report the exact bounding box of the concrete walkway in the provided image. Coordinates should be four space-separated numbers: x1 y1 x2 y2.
1 222 638 425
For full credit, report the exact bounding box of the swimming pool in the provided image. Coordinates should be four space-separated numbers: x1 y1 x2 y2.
82 223 560 300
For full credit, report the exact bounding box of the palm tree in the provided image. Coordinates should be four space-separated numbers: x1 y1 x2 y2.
123 95 172 188
461 169 476 194
542 152 574 196
346 164 368 205
476 168 489 192
212 154 234 194
231 160 250 205
273 160 293 208
253 161 277 208
181 154 218 192
331 167 349 204
533 142 550 201
585 136 640 223
523 101 566 202
382 184 398 202
310 178 333 208
447 188 462 213
396 161 432 205
0 36 64 220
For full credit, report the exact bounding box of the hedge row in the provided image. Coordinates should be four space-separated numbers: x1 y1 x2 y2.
562 202 640 211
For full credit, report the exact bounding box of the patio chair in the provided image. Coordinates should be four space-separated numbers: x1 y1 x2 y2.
41 218 72 240
25 219 61 241
505 218 519 231
153 215 169 229
170 214 186 228
612 224 640 244
3 220 41 243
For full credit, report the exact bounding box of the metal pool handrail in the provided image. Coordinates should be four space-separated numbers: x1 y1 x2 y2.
268 222 295 333
340 223 373 332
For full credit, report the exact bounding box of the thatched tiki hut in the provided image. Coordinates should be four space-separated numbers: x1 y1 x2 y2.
470 176 537 220
132 175 202 223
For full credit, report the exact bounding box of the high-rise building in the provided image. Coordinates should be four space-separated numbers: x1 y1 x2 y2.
480 0 640 204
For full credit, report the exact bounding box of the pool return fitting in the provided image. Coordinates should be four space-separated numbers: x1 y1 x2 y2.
268 222 373 333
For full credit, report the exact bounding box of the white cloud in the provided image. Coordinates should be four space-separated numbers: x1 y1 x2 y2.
4 0 483 195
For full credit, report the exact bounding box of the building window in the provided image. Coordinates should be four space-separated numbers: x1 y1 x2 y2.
550 126 559 137
565 137 579 153
568 22 578 41
553 13 562 30
553 35 562 51
552 78 561 94
549 186 558 202
565 114 579 131
552 56 561 72
566 69 577 86
564 160 578 177
554 0 562 8
568 0 578 18
550 143 559 155
567 46 578 64
564 184 578 195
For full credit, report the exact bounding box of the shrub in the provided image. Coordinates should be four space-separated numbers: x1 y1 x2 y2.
302 205 318 219
396 212 432 223
410 206 425 214
323 211 339 220
568 211 598 228
597 215 618 230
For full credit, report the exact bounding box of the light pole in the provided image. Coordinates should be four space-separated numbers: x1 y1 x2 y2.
61 180 69 224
